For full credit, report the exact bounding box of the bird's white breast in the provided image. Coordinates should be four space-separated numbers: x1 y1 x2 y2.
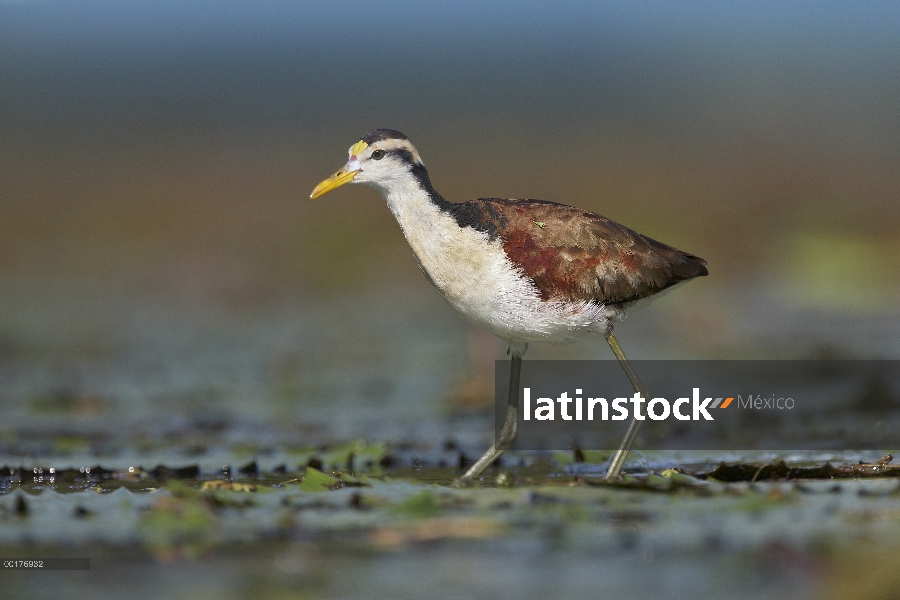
379 180 609 343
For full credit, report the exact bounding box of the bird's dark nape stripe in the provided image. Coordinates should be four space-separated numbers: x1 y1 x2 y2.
362 128 408 144
409 162 454 209
406 163 506 239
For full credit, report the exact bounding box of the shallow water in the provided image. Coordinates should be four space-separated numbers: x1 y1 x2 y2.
3 452 900 600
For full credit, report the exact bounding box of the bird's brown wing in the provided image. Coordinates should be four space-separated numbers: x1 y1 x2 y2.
447 198 708 305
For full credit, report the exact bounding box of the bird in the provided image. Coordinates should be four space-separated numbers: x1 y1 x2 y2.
310 129 708 482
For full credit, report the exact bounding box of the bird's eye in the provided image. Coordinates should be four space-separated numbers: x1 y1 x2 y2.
371 149 385 160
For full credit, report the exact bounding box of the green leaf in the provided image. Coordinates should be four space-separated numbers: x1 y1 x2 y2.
299 467 342 492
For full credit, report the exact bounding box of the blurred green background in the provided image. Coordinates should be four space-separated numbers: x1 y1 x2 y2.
1 1 899 443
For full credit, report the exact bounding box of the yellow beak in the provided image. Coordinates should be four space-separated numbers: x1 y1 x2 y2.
309 165 359 199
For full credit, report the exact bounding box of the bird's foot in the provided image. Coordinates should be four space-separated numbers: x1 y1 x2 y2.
451 475 478 488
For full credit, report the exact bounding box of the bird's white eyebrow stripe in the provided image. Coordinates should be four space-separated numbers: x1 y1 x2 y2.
371 138 424 166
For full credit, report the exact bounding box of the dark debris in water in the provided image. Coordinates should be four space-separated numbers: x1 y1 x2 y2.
2 444 900 498
2 442 900 580
683 455 900 482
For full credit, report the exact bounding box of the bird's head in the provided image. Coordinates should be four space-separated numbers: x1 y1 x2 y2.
310 129 426 199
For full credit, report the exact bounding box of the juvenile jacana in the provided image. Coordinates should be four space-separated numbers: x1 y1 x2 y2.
311 129 708 482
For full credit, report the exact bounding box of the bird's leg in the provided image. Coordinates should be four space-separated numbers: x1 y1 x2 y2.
457 344 526 484
604 332 651 481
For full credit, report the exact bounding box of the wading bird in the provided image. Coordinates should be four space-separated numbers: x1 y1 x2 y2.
310 129 707 482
